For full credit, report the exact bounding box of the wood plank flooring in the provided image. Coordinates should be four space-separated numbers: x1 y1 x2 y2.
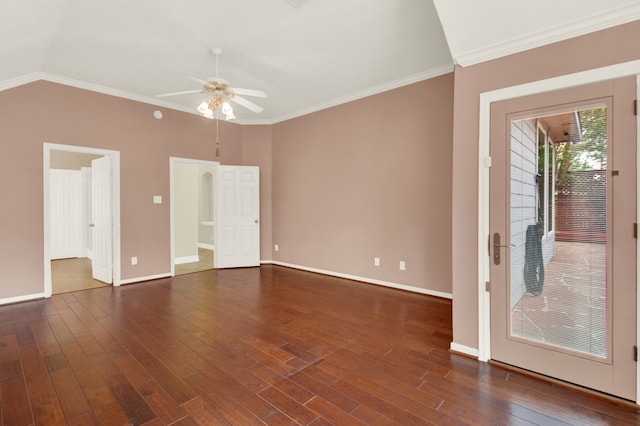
51 258 108 294
1 265 638 425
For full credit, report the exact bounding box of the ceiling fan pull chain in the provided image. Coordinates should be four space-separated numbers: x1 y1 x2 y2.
215 111 220 157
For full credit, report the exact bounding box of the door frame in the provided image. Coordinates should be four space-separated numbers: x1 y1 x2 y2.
169 157 219 276
43 143 121 296
477 60 640 402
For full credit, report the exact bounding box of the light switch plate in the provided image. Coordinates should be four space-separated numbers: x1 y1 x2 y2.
153 195 162 204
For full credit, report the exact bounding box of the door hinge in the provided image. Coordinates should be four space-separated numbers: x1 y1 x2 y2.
634 223 637 239
634 345 637 362
485 281 491 292
634 99 637 116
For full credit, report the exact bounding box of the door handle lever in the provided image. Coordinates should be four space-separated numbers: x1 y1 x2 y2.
493 232 513 265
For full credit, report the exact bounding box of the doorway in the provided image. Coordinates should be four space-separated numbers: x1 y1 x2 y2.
488 77 636 399
170 158 218 276
170 158 262 274
43 143 121 296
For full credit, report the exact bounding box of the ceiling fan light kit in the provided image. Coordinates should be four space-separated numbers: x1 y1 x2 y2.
156 47 266 121
156 47 267 157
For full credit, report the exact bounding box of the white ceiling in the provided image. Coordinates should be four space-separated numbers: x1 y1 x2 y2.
1 0 639 124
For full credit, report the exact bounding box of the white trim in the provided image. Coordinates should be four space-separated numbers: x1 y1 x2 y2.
170 157 219 277
449 342 479 358
197 243 214 250
455 4 640 67
271 261 452 299
0 68 454 126
1 72 199 116
271 65 454 124
44 143 122 297
477 60 640 403
119 273 172 285
0 292 46 306
174 255 200 265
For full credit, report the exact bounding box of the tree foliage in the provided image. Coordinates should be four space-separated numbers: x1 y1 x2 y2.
554 107 607 187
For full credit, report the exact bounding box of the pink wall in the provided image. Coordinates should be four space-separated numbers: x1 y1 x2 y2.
0 73 455 301
451 21 640 349
241 125 273 259
0 81 246 299
272 74 454 294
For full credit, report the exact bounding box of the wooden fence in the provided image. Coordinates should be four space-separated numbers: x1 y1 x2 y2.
554 170 606 243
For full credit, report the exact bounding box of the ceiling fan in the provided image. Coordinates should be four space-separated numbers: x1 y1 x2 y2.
157 47 267 120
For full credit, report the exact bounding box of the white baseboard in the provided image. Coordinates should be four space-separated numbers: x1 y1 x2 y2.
197 243 214 250
269 261 452 299
450 342 479 358
0 292 46 306
174 255 199 265
119 273 172 285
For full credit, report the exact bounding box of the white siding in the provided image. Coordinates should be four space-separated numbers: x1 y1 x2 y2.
510 119 537 309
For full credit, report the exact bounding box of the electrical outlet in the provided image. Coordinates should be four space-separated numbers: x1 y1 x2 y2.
274 244 279 252
399 261 406 271
374 257 380 266
131 256 138 265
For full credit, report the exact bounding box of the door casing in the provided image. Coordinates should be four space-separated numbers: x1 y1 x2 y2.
43 143 121 297
475 60 640 403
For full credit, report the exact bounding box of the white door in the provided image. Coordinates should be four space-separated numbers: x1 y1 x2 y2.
91 156 113 283
214 165 260 268
50 169 81 259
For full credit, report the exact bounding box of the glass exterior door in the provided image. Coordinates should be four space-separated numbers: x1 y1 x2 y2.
489 77 636 400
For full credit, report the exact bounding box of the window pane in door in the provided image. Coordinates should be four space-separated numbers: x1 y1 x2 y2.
509 107 609 361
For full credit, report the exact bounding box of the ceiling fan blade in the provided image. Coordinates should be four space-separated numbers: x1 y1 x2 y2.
232 87 267 98
231 95 264 113
156 89 202 98
187 76 210 86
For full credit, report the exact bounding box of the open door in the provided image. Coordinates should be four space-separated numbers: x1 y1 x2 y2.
91 156 113 283
214 165 260 268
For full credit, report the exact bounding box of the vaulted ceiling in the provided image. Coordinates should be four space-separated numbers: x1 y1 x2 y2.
1 0 639 123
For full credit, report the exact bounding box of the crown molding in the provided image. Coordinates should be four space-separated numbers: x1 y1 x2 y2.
270 63 455 124
43 73 200 115
0 72 43 91
0 71 201 115
455 3 640 67
0 64 455 126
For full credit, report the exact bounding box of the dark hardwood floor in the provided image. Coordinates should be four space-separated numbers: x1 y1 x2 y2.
1 265 638 425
